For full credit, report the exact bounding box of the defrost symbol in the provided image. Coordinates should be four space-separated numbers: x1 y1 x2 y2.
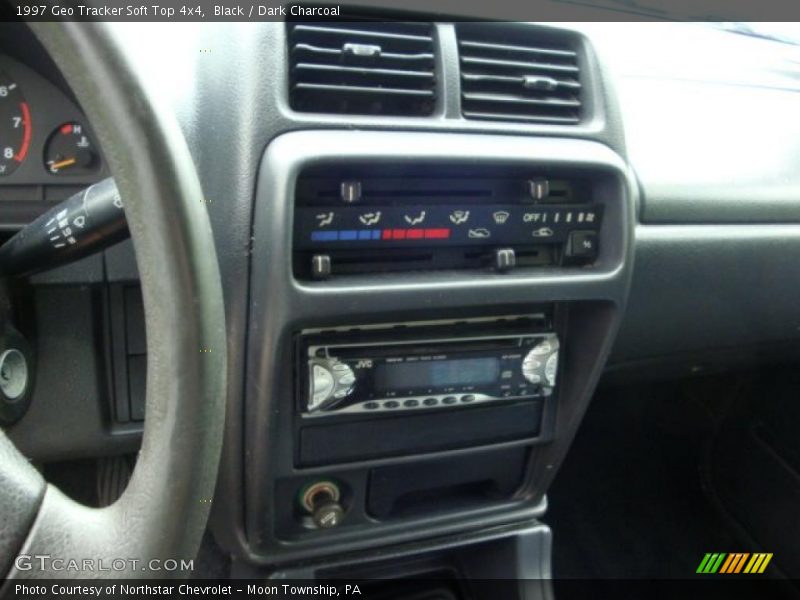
493 211 510 224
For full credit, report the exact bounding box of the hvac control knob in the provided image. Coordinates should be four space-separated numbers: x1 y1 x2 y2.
301 481 344 529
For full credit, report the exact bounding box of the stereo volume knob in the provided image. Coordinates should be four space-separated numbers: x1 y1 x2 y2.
522 336 559 387
544 353 558 387
310 364 336 411
331 362 356 399
521 352 542 384
309 359 356 412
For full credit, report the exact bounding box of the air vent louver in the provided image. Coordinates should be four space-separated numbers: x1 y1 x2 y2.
289 22 436 116
457 25 583 124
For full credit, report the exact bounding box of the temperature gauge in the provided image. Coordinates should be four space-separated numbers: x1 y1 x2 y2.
44 122 99 176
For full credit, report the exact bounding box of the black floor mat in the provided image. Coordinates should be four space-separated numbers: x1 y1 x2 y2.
546 379 738 579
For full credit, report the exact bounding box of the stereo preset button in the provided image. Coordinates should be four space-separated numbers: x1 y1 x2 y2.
364 402 379 410
423 398 438 406
384 400 400 409
443 396 458 405
403 399 420 408
460 395 475 403
332 363 351 372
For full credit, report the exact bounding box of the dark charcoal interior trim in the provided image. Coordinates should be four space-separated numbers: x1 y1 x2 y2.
244 130 635 563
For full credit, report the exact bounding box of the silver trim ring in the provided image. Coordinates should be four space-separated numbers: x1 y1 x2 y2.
0 348 28 401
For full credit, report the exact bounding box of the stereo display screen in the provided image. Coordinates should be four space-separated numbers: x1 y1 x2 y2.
375 357 500 390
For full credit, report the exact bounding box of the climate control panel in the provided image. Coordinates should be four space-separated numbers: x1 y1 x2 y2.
292 164 606 279
295 204 602 250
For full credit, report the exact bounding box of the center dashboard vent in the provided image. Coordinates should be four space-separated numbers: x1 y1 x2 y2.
288 21 437 117
456 24 583 125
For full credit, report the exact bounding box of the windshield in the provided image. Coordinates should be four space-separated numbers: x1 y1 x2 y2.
715 22 800 45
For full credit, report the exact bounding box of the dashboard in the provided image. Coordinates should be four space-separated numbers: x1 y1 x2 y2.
1 18 799 579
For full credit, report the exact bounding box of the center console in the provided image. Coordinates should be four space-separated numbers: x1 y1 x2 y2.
243 130 634 567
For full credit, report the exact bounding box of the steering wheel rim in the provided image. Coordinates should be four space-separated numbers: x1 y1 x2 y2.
0 21 226 579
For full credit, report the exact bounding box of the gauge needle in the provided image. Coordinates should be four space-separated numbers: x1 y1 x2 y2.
50 157 76 171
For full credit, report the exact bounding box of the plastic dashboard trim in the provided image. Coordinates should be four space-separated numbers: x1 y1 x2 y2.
243 129 635 564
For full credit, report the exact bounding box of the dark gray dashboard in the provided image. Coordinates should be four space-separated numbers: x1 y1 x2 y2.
586 23 800 224
585 24 800 369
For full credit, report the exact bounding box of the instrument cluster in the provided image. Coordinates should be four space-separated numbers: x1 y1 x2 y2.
0 53 108 226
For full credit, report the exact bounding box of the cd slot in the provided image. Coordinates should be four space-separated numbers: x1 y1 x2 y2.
332 337 530 358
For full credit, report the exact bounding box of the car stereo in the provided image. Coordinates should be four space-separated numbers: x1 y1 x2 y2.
299 323 559 417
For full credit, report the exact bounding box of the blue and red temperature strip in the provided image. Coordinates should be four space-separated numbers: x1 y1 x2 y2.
311 228 451 242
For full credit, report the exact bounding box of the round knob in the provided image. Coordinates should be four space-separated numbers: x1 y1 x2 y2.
522 336 559 387
301 481 345 529
312 495 345 529
331 361 356 399
309 363 336 411
521 349 543 384
544 353 558 387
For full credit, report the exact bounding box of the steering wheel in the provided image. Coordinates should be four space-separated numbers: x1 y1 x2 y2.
0 22 226 578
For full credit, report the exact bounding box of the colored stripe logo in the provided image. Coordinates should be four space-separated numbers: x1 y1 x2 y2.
697 553 773 574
